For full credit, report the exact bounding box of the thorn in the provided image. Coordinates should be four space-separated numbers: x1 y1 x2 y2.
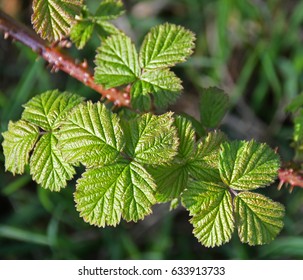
50 65 59 73
114 99 121 106
81 59 88 69
58 39 72 48
277 180 284 190
125 84 131 93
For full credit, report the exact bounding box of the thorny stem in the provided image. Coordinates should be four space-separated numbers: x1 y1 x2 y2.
0 9 131 107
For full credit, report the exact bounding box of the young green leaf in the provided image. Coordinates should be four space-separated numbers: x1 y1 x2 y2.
75 161 156 227
130 69 182 110
122 161 156 222
59 101 124 167
70 20 95 49
139 23 195 69
95 0 125 20
2 120 39 175
148 117 196 202
22 90 84 131
95 21 121 40
179 113 206 138
121 112 178 165
187 131 226 182
182 181 234 247
30 133 75 191
32 0 83 41
129 81 152 111
75 162 127 227
234 192 285 245
199 87 229 128
219 140 280 190
94 34 140 88
174 116 196 159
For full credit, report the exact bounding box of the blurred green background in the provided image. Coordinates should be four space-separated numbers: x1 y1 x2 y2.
1 0 303 259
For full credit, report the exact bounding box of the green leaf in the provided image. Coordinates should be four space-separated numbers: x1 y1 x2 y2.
59 101 124 167
129 80 152 111
174 116 196 159
148 117 196 202
32 0 83 41
122 161 156 222
95 20 121 40
75 161 156 227
130 69 182 110
2 120 39 175
30 133 75 191
179 113 206 138
75 162 127 227
187 131 226 182
234 192 285 245
70 20 94 49
22 90 84 131
94 34 140 88
139 23 195 69
121 112 178 165
182 181 234 247
149 163 189 202
95 0 125 20
199 87 229 128
219 140 280 190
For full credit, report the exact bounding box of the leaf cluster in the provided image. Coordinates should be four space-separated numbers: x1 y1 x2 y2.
94 23 196 110
2 89 284 247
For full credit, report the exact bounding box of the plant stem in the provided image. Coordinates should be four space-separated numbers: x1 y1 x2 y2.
0 9 130 107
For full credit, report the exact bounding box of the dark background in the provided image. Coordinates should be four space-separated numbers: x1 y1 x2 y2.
1 0 303 259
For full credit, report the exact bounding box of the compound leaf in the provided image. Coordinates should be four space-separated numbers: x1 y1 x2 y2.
200 87 229 128
235 192 285 245
139 23 195 69
95 0 125 20
70 20 95 49
94 34 140 88
32 0 83 41
182 181 234 247
30 133 75 191
22 90 84 131
2 120 39 175
75 161 156 227
59 101 124 167
219 140 280 190
121 112 178 165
